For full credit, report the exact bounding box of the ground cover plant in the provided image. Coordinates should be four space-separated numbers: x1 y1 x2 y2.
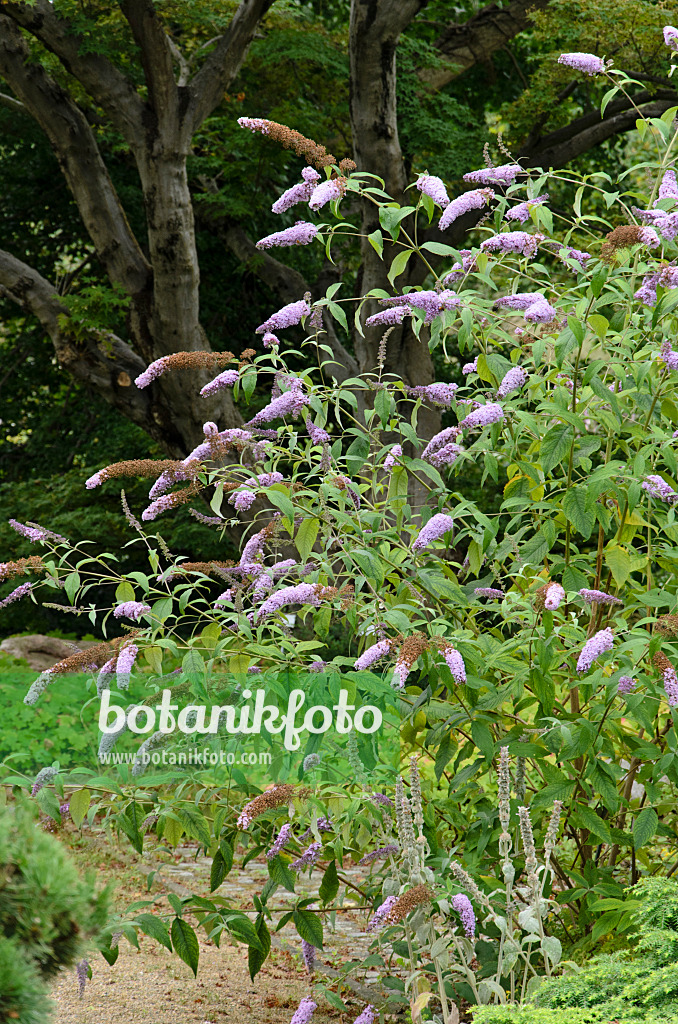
8 28 678 1024
0 799 108 1024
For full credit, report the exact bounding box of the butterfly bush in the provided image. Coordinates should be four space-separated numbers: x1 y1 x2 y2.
12 39 678 1022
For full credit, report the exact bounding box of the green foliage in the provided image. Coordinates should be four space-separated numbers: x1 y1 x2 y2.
472 1007 678 1023
0 800 108 1023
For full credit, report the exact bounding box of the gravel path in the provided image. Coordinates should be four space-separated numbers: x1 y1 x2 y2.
51 831 382 1024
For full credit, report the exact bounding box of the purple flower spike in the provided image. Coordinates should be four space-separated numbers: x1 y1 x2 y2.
231 489 257 511
266 822 293 860
0 581 33 611
309 178 344 210
663 663 678 706
353 1007 377 1024
8 519 67 544
462 358 478 375
290 997 317 1024
451 893 476 938
113 601 151 621
365 305 411 327
579 589 623 606
407 382 458 406
505 194 549 223
301 939 315 975
474 587 504 599
257 221 319 249
443 646 467 683
439 188 495 230
416 174 450 207
544 583 565 610
497 366 528 399
576 627 614 675
200 368 240 397
463 164 521 185
116 644 139 689
291 841 322 871
557 52 606 74
306 418 331 444
618 675 635 695
412 512 455 551
371 792 394 808
366 895 398 932
359 844 399 865
656 170 678 206
481 231 543 258
642 474 678 504
664 26 678 48
383 443 402 469
354 639 391 671
246 388 307 427
660 341 678 372
459 402 504 430
257 583 324 620
256 299 311 335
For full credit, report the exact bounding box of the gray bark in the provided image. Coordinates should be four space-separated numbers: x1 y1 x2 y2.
421 0 550 90
0 0 273 456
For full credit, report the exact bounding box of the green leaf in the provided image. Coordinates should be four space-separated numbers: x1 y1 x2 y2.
118 807 143 855
64 571 80 604
115 580 135 604
367 229 383 258
267 487 295 522
633 807 658 849
575 806 612 844
563 487 595 540
605 545 632 587
181 649 206 686
160 815 184 847
387 248 414 286
318 860 339 904
248 915 271 981
171 918 199 977
540 424 573 477
210 849 228 891
268 855 296 893
151 597 173 623
137 913 172 952
567 316 585 345
471 721 495 762
588 314 609 340
219 839 234 873
177 808 211 849
295 518 320 562
69 788 91 828
351 549 384 588
294 909 324 949
345 435 371 475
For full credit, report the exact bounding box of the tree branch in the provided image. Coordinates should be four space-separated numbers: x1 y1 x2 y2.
0 14 151 297
118 0 179 135
420 0 549 90
520 89 678 167
0 247 153 424
0 1 145 151
185 0 276 134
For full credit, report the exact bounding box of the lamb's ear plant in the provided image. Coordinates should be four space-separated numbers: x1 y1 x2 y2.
8 29 678 1020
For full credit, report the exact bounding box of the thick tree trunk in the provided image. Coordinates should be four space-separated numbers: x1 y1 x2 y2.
0 0 273 460
349 0 442 507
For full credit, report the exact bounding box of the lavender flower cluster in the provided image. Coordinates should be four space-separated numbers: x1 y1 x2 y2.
412 512 455 551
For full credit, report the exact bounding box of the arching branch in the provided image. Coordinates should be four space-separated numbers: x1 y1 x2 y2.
0 14 151 296
185 0 277 134
420 0 550 90
0 0 145 150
